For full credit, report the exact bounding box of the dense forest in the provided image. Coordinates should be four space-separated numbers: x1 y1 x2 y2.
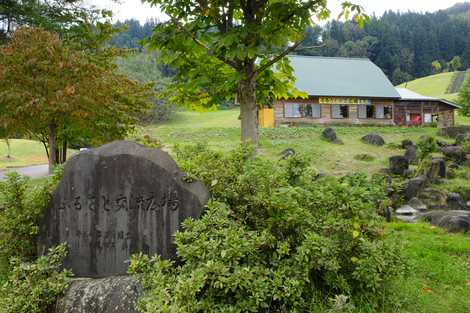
110 3 470 85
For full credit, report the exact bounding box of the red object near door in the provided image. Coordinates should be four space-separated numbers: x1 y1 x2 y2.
410 113 422 125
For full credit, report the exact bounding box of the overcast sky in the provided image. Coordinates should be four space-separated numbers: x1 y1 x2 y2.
89 0 469 23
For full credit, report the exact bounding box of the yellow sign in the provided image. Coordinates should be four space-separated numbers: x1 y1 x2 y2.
319 97 371 105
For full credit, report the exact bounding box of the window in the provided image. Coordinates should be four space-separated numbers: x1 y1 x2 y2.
384 106 392 119
284 103 301 118
332 104 349 119
376 104 393 119
304 104 321 118
284 103 321 118
358 104 375 119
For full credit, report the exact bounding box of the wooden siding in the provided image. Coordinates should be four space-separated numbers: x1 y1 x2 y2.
274 97 395 126
394 101 455 127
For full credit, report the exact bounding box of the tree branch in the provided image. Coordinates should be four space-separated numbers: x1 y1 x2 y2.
167 14 239 70
254 36 307 76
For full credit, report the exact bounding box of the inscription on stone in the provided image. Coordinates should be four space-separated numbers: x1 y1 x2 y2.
39 141 209 278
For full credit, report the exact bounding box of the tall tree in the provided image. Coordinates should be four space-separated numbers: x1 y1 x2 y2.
0 27 154 172
144 0 366 144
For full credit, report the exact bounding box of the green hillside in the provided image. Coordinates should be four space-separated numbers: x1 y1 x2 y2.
398 71 468 102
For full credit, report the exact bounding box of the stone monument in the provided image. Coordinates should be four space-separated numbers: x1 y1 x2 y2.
39 141 209 278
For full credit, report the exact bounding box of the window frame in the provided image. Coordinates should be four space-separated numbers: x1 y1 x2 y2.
331 104 350 119
283 102 321 119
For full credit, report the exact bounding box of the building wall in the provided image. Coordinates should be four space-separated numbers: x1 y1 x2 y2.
394 101 455 127
274 97 395 126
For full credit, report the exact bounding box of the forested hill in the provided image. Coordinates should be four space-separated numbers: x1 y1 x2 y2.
299 2 470 85
111 3 470 85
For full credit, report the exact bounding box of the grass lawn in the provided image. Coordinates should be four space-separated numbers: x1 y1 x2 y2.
389 223 470 313
147 108 448 175
399 71 464 101
0 139 48 170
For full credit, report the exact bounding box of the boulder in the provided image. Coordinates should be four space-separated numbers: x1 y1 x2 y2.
401 139 414 149
322 128 341 144
280 148 296 159
39 141 209 277
55 276 142 313
408 197 427 212
361 133 385 146
447 192 467 210
389 156 409 175
418 188 448 211
405 175 427 200
426 158 446 181
395 205 418 223
455 133 467 145
441 146 467 163
404 145 417 163
420 210 470 233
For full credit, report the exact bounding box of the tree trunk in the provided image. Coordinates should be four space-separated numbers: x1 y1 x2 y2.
48 123 58 174
5 138 11 158
238 76 258 145
62 139 67 164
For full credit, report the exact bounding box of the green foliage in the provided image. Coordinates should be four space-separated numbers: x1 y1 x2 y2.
458 76 470 117
0 169 62 276
449 56 462 72
432 60 442 73
131 145 405 312
0 244 72 313
416 135 438 160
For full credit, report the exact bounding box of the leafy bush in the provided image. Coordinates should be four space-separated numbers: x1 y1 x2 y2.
0 244 71 313
462 135 470 153
130 145 405 312
416 136 438 160
0 169 62 276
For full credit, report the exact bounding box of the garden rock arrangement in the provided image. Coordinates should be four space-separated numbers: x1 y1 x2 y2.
321 127 342 144
390 131 470 232
361 133 385 146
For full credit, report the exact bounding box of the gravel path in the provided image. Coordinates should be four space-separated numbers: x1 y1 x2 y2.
0 164 49 181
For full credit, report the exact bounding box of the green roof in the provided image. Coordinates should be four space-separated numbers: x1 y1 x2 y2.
288 55 401 99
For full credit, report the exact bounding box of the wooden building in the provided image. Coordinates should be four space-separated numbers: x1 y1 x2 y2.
273 56 459 127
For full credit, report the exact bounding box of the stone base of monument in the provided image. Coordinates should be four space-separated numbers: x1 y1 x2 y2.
55 276 142 313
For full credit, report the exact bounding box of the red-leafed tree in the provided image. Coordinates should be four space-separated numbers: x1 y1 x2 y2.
0 27 154 172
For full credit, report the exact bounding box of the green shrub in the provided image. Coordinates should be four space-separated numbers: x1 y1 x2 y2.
0 168 62 277
462 135 470 153
416 136 438 160
0 244 72 313
130 145 405 313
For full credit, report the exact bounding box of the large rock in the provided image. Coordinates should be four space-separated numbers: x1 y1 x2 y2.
408 197 427 212
405 175 427 200
426 158 446 181
404 145 417 163
389 156 409 175
55 276 141 313
361 133 385 146
401 139 414 149
447 192 467 210
39 141 209 278
441 146 467 163
322 128 341 144
395 205 418 223
280 148 296 159
420 210 470 233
